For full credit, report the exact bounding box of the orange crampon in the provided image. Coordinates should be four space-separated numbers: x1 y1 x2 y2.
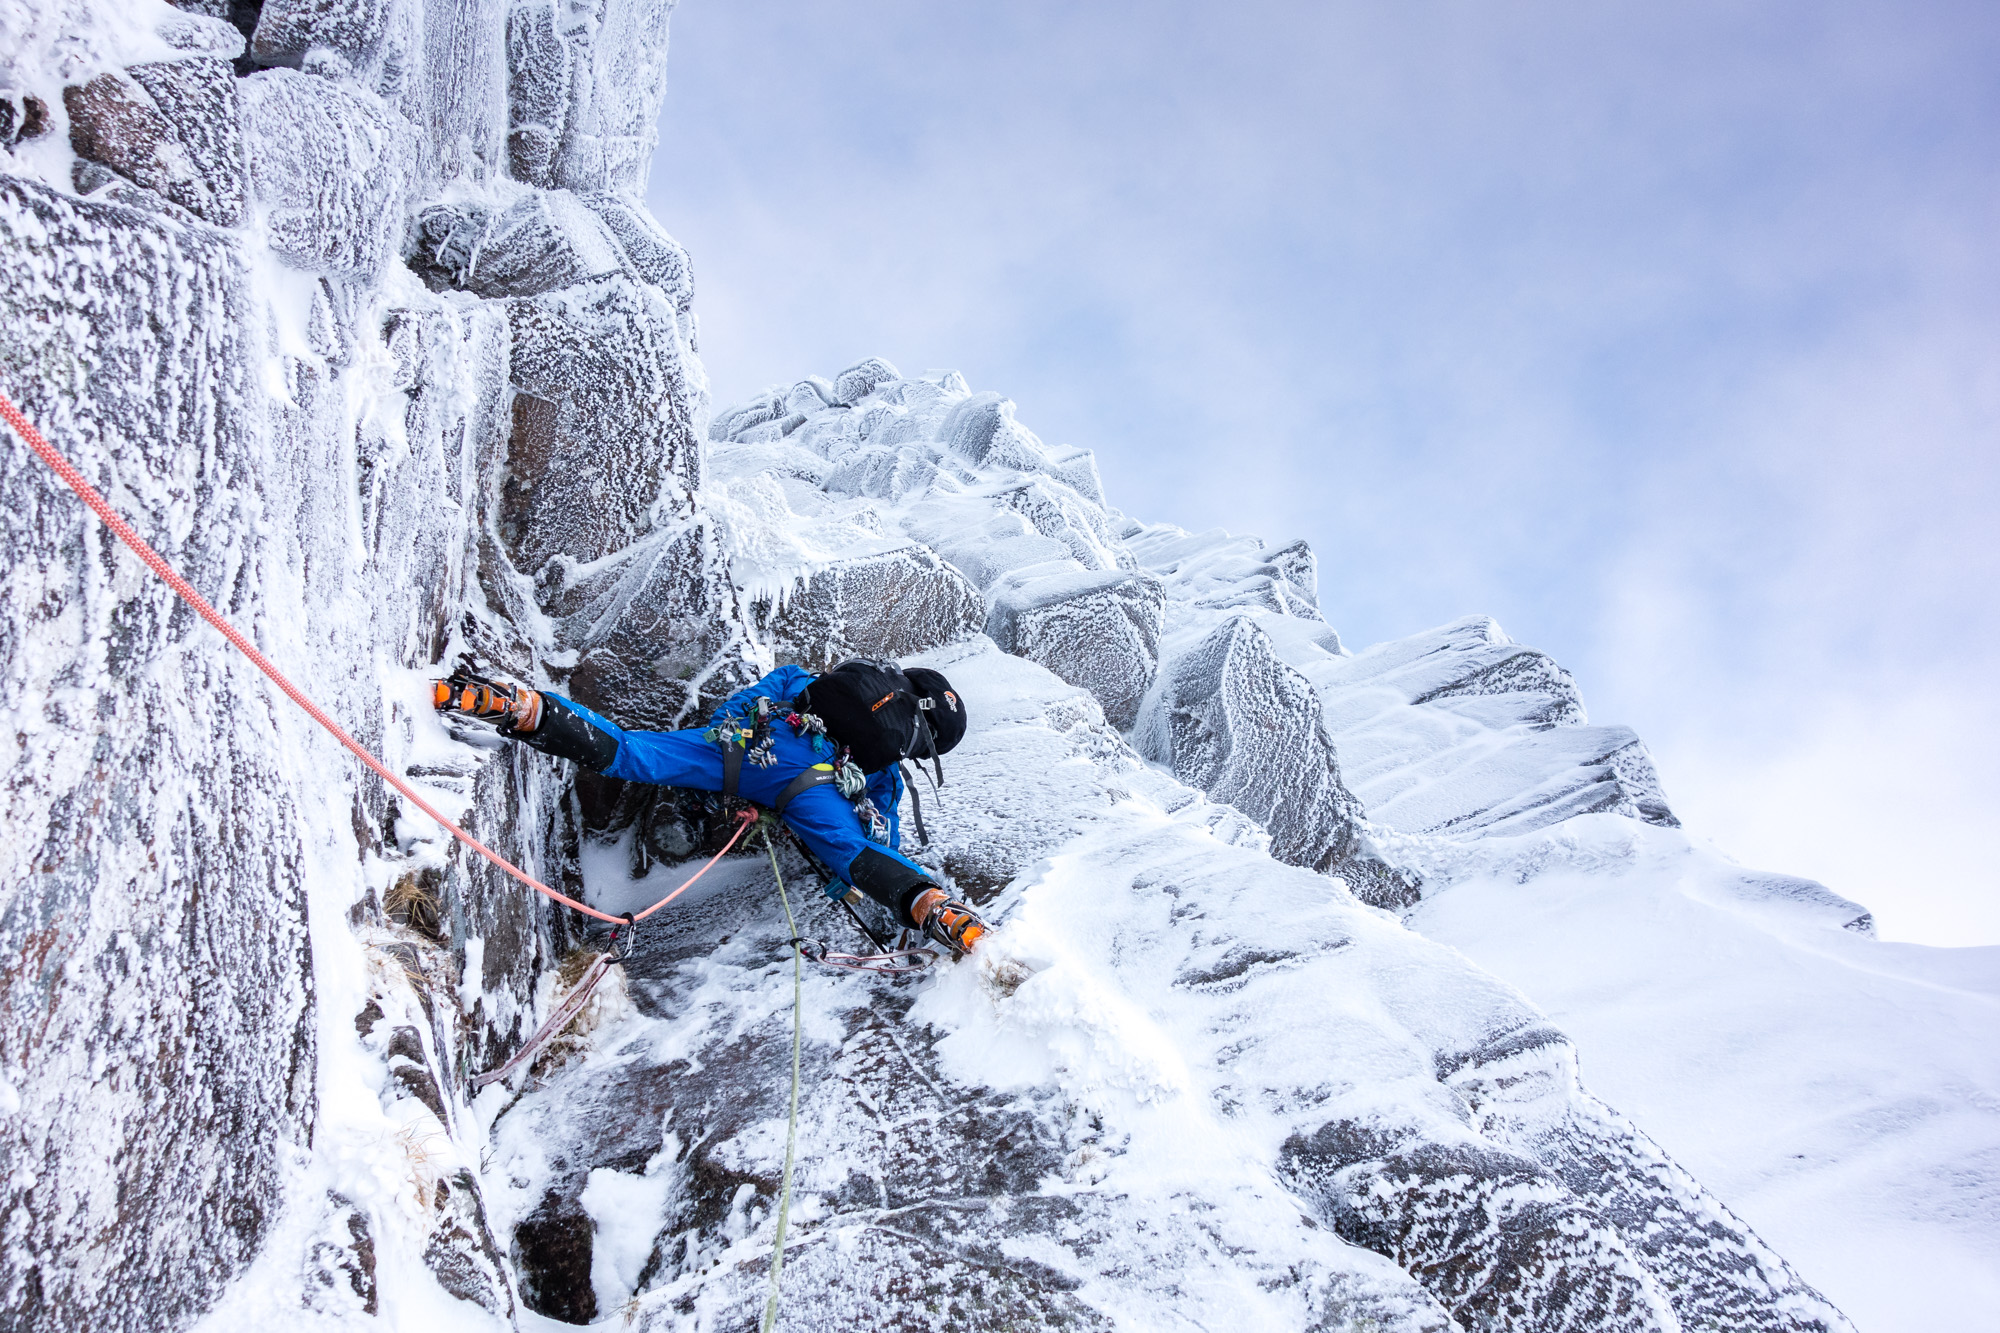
432 673 542 732
911 886 988 957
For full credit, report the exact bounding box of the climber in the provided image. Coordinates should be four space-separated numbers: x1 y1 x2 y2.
432 658 989 957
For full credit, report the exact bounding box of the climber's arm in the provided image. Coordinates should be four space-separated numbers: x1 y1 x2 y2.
780 783 934 925
866 765 904 850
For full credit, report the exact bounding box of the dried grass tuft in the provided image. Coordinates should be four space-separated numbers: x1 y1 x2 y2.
385 871 442 940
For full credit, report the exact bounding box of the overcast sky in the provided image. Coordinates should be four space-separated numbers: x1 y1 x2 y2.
644 0 2000 946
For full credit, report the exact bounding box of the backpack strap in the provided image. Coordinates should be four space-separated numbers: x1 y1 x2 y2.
898 761 931 847
773 764 838 816
914 702 944 788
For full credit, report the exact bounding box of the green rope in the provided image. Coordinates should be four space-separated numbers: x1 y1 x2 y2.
760 825 804 1333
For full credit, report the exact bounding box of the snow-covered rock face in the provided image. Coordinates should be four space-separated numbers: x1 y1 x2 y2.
489 642 1852 1332
0 1 1918 1329
0 0 733 1325
1314 615 1679 837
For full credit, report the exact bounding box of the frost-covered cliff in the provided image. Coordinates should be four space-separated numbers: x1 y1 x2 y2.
2 2 1993 1332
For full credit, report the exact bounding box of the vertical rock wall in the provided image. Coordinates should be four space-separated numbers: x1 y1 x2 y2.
0 0 734 1326
0 174 314 1333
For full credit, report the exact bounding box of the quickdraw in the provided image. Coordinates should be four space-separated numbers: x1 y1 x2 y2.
792 937 937 974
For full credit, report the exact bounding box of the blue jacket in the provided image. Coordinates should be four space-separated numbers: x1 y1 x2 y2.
551 666 930 898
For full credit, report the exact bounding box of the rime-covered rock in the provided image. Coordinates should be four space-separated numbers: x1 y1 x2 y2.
584 189 694 313
403 0 508 185
758 544 983 668
502 274 702 570
64 57 245 226
241 67 413 275
1157 615 1361 872
480 639 1851 1331
0 1 1913 1327
250 0 398 71
1125 518 1331 626
0 175 311 1333
831 354 899 405
554 521 755 731
408 188 626 297
1310 616 1680 835
505 0 679 192
985 564 1163 729
408 186 696 323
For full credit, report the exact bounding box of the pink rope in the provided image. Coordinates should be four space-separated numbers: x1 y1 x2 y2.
1 386 752 928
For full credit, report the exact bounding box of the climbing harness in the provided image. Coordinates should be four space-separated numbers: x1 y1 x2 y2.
760 825 804 1333
0 386 760 930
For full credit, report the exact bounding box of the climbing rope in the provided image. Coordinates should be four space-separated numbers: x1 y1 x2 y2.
0 385 757 928
760 824 805 1333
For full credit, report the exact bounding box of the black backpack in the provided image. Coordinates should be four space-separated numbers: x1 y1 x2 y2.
799 660 966 777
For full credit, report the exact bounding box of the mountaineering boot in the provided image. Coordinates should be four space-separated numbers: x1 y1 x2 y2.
909 886 988 957
433 672 543 732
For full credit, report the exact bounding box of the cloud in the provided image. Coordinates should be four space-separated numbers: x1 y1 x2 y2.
1661 685 2000 946
649 0 2000 942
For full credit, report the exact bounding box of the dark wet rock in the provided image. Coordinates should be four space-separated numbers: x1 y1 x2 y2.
986 566 1164 729
303 1193 379 1317
513 1187 598 1322
1160 617 1361 873
758 544 984 669
242 68 412 275
0 92 51 150
383 1024 451 1124
421 1169 517 1318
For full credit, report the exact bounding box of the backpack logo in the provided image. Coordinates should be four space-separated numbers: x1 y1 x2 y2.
944 691 959 712
869 693 894 712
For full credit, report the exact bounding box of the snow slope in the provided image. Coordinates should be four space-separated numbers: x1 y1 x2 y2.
1397 818 2000 1333
485 638 1846 1331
